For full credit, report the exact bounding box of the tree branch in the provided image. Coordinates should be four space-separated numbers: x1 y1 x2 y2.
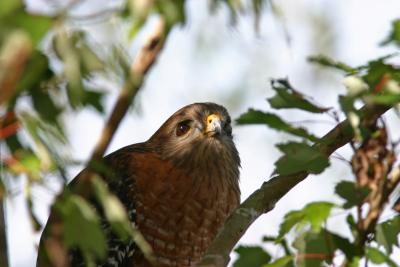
0 199 8 267
359 163 400 247
198 104 392 267
388 165 400 192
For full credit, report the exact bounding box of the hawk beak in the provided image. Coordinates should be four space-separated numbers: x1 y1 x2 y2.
205 114 223 137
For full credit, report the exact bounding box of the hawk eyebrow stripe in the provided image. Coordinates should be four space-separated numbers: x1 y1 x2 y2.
177 119 192 125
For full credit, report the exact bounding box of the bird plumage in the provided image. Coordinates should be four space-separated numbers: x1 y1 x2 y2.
37 102 240 267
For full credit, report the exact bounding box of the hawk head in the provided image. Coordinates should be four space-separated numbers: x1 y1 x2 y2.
148 102 240 174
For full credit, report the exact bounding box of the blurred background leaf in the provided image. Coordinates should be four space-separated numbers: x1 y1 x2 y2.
234 245 271 267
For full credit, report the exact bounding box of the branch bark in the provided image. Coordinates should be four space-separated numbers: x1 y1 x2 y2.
0 199 8 267
198 104 392 267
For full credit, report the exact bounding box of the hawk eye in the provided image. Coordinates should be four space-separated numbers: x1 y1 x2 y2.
176 121 191 136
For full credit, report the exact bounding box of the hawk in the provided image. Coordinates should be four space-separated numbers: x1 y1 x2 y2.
37 102 241 267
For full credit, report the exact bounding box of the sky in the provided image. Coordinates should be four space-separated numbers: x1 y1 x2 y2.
4 0 400 266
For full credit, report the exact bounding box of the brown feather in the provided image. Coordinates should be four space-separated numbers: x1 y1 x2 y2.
37 103 240 267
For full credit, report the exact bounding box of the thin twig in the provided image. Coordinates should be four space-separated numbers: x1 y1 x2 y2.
289 119 335 125
331 152 350 164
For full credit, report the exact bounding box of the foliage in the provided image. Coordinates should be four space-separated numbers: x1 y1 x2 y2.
335 181 370 209
375 216 400 254
381 19 400 47
234 18 400 266
0 1 399 267
267 79 331 113
55 193 108 263
277 202 335 238
234 246 271 267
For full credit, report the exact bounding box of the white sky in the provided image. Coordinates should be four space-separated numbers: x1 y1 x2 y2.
4 0 400 266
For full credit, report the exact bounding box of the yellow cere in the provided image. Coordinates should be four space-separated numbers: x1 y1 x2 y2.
206 114 222 133
207 114 220 125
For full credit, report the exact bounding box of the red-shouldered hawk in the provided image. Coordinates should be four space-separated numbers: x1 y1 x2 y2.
37 102 240 267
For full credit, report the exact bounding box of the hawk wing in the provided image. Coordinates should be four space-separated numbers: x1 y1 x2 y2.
38 143 151 267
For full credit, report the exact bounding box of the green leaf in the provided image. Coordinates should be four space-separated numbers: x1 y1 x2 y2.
304 202 335 232
20 112 68 173
278 210 305 239
335 181 370 209
4 131 24 153
0 0 23 18
31 88 62 124
234 246 271 267
308 55 356 73
381 19 400 47
126 0 152 39
375 216 400 254
275 142 330 175
268 79 330 113
79 43 104 73
128 17 147 39
20 111 66 144
293 230 357 267
348 257 361 267
155 0 186 27
91 176 132 240
339 95 357 115
19 152 41 175
0 178 5 200
361 55 400 88
346 214 358 240
52 30 107 111
366 247 397 267
330 233 356 260
16 51 53 94
364 93 400 105
278 202 334 239
82 90 105 113
52 30 84 107
11 11 53 46
366 247 386 264
27 192 41 230
262 256 293 267
55 194 107 261
292 230 333 267
236 109 320 142
339 95 369 142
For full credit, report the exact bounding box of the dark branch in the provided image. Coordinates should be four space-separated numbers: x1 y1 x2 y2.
0 198 8 267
